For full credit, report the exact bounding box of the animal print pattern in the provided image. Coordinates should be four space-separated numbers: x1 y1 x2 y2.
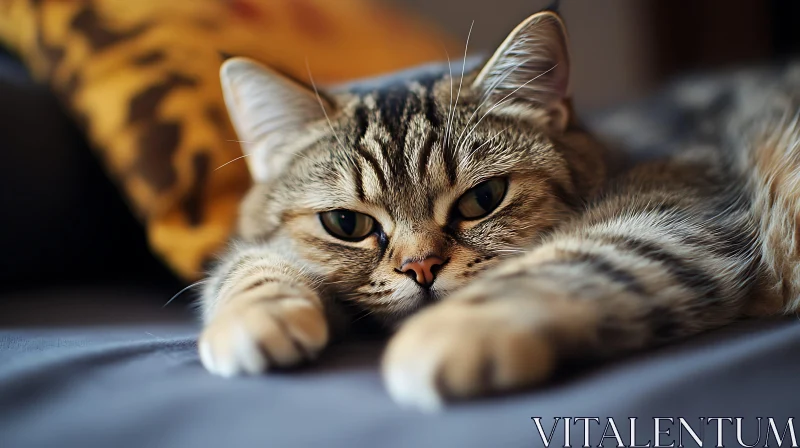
199 9 800 411
0 0 452 279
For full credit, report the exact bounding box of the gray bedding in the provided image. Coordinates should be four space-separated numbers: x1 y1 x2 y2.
0 288 798 448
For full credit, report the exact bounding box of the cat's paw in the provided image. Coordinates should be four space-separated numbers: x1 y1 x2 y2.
382 299 555 412
199 287 328 377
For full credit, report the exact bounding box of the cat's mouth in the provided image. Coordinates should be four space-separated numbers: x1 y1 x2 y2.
417 288 438 303
386 288 444 322
361 281 451 325
412 287 449 311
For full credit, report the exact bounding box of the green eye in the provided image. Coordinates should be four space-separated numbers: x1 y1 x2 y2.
319 210 375 241
456 178 508 220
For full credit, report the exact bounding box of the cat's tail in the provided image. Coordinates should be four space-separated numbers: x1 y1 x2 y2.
735 66 800 313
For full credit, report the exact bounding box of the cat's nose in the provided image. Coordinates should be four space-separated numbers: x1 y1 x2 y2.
399 256 445 288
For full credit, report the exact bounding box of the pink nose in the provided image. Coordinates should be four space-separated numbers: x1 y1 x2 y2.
399 256 445 287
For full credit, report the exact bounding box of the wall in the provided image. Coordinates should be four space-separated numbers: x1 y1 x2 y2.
390 0 656 111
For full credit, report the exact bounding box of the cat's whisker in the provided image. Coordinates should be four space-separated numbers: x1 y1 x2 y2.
441 46 454 152
457 138 507 177
480 55 532 102
305 60 363 173
223 137 315 170
352 308 379 323
445 20 474 151
460 65 558 148
214 154 250 171
457 126 509 173
455 57 532 150
164 280 208 308
219 145 314 171
305 60 349 150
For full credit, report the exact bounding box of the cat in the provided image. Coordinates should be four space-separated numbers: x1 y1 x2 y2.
197 9 800 411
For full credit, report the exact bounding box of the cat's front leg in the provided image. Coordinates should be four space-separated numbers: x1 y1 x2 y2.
383 212 754 410
382 259 572 411
199 246 328 376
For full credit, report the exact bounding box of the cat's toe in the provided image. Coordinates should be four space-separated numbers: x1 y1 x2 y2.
199 297 328 376
382 302 555 411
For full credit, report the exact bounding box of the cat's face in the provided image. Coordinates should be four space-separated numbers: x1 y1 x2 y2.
220 12 605 323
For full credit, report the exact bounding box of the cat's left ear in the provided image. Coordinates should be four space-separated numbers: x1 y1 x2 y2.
472 11 571 132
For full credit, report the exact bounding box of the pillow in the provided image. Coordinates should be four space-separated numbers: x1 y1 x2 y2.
0 0 453 280
0 53 176 290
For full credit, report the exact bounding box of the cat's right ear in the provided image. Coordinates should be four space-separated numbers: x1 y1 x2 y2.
220 58 328 183
471 11 571 132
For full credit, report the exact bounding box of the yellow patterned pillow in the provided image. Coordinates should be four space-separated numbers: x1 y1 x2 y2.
0 0 453 280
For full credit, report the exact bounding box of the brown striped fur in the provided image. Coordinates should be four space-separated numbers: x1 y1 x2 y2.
199 11 800 410
736 74 800 312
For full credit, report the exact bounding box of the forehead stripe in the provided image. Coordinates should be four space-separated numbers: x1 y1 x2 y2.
354 104 370 142
441 136 458 186
424 86 442 128
354 144 389 191
351 159 366 201
417 129 437 179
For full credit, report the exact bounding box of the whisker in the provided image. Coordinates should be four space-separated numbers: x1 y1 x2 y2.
460 64 558 148
445 20 474 150
455 57 532 149
216 144 317 172
457 126 510 173
215 154 250 171
352 307 380 323
441 45 454 153
305 59 363 173
305 59 348 154
164 280 208 308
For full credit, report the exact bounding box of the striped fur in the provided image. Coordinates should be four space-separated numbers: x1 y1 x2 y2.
199 11 800 410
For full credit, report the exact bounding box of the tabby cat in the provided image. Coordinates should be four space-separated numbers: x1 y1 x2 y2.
198 10 800 411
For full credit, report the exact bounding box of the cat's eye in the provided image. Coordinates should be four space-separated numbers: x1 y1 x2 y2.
319 210 376 241
456 178 508 220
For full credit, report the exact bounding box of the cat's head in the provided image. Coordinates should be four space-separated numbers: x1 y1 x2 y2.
219 11 607 323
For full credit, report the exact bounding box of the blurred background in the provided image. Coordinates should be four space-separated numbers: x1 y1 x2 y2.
1 0 799 318
394 0 800 110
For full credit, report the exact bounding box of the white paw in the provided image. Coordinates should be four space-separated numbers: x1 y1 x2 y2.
382 300 555 412
199 295 328 377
